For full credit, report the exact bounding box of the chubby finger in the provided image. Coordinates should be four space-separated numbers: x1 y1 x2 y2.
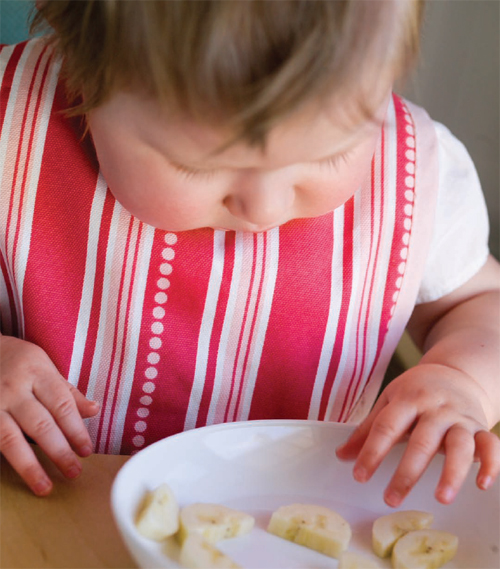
11 397 83 480
0 411 53 496
34 379 95 457
336 393 390 460
348 402 417 483
435 424 475 504
68 384 100 419
383 416 446 507
475 430 500 490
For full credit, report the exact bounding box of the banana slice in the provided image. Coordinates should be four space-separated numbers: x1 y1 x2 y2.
392 529 458 569
267 503 351 558
338 551 382 568
135 483 180 541
372 510 434 558
178 503 255 544
179 534 241 569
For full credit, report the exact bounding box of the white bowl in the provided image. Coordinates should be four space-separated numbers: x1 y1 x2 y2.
111 420 499 569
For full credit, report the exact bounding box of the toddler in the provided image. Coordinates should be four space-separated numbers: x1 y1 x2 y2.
0 0 499 508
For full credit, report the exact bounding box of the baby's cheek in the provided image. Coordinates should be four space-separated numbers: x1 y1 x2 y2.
299 177 357 217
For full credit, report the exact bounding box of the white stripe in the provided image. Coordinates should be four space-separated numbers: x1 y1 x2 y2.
0 41 41 335
0 43 17 331
86 200 123 403
183 230 225 430
14 53 61 337
341 185 369 415
238 227 280 421
359 134 384 383
3 44 49 265
0 44 15 96
109 223 155 453
346 100 421 423
67 175 107 386
0 42 35 203
227 233 264 421
343 101 398 422
308 211 343 420
326 192 363 421
206 232 244 424
372 100 398 323
360 101 398 395
98 217 141 453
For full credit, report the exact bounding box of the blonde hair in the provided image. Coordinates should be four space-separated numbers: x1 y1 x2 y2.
32 0 424 144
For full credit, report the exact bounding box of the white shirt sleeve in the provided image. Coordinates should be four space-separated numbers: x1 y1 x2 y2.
416 121 490 304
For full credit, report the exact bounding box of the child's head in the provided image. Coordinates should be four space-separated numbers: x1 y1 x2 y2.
33 0 424 232
34 0 423 143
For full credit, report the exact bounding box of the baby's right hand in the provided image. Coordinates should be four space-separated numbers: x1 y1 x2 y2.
0 335 100 496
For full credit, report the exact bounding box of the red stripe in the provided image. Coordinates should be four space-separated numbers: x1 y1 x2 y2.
0 42 26 134
96 216 135 449
376 94 410 352
342 127 387 419
11 52 52 291
234 232 268 419
77 190 116 396
224 235 258 422
352 95 413 412
354 128 387 403
5 46 48 278
248 214 334 421
23 78 99 379
319 199 354 421
195 231 235 428
120 228 216 453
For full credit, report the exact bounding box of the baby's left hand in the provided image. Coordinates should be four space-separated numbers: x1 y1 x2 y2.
336 363 500 507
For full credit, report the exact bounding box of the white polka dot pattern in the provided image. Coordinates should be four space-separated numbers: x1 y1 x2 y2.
142 381 155 393
151 321 164 335
160 263 172 275
132 435 145 447
388 107 415 330
147 352 160 364
134 232 177 448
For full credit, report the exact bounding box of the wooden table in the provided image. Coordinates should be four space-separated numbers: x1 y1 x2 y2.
0 446 137 568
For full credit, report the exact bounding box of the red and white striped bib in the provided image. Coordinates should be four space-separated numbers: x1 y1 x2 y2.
0 39 438 455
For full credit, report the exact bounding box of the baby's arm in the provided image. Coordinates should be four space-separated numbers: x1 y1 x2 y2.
337 254 500 507
0 335 99 495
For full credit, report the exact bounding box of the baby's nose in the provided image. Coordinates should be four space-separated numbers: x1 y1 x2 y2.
223 172 295 229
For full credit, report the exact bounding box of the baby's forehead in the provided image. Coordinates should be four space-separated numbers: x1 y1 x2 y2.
114 88 389 169
157 67 387 130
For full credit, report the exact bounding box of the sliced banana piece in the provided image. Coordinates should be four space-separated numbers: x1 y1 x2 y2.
178 503 255 544
179 534 241 569
267 503 351 558
135 483 180 541
392 529 458 569
372 510 434 558
338 551 382 568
